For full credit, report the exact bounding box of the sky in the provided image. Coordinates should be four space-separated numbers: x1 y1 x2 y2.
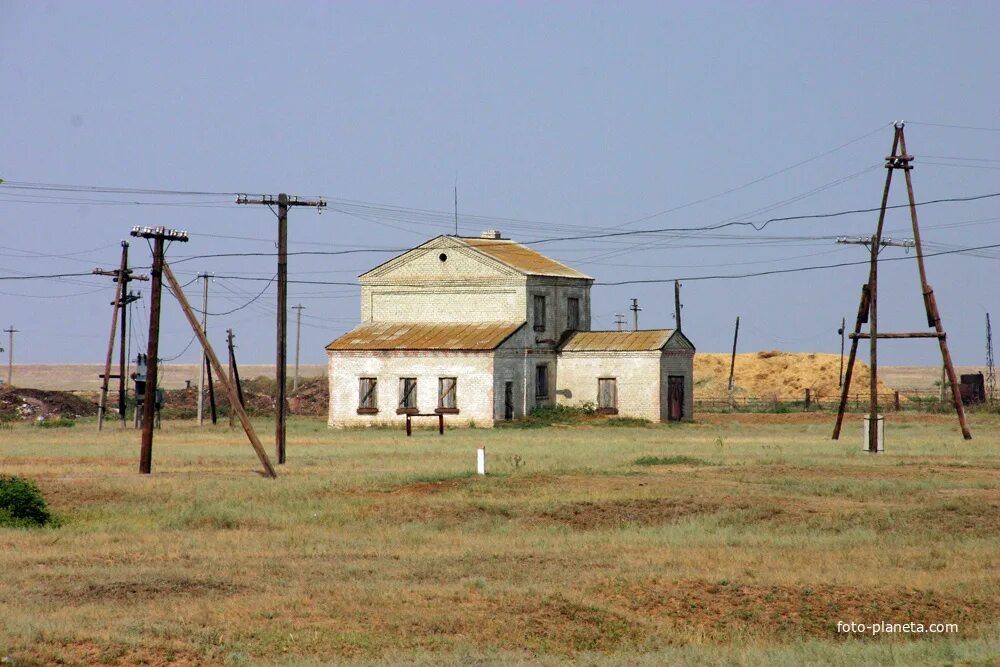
1 1 999 369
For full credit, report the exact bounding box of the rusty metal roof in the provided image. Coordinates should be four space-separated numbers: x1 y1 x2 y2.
326 321 524 351
459 237 592 280
560 329 676 352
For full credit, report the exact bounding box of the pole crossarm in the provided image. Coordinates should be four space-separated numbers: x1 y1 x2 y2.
836 237 915 248
850 332 945 340
236 194 326 209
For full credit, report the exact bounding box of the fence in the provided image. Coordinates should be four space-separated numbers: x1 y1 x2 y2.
694 388 992 414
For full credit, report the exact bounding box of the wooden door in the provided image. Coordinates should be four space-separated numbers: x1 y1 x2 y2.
504 382 514 421
668 375 684 421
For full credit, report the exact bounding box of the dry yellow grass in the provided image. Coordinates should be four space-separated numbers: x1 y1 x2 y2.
1 414 999 665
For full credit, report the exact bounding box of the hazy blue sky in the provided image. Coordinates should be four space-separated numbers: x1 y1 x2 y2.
2 1 999 369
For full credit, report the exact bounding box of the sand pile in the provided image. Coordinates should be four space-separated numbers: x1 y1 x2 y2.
694 351 899 402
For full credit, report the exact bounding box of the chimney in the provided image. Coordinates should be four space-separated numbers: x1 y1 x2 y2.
480 229 502 239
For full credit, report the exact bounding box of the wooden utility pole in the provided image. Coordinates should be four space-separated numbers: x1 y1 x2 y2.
227 328 236 428
236 193 325 465
630 298 641 331
292 304 305 391
206 359 217 425
4 325 17 386
614 314 625 332
196 273 212 425
119 290 141 422
832 123 971 442
162 262 276 478
94 242 149 430
674 281 682 332
838 316 846 388
987 313 996 404
727 316 740 402
131 226 188 474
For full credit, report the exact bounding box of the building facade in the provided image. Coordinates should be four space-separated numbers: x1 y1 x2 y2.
326 232 694 427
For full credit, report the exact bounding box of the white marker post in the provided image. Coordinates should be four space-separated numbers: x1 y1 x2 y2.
477 446 487 475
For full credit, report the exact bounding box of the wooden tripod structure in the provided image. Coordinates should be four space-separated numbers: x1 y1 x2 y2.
832 123 971 445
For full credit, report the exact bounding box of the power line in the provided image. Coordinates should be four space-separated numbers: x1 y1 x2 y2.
909 121 1000 132
596 241 1000 286
0 271 98 281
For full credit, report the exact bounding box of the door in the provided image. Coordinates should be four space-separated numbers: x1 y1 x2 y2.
504 382 514 421
668 375 684 421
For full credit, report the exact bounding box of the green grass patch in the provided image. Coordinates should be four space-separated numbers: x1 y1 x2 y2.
36 417 76 429
634 455 716 466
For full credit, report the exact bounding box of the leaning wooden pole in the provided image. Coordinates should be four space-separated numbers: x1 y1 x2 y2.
163 262 277 478
897 128 971 440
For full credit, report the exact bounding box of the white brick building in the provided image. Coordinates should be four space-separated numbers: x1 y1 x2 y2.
326 232 694 427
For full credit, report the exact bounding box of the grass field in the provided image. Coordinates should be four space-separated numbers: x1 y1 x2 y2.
1 413 999 666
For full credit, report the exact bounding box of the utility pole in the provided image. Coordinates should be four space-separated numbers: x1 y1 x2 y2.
94 241 148 430
4 325 17 386
196 272 212 426
630 298 641 331
613 314 625 332
120 290 141 422
236 193 326 465
834 237 914 450
832 123 971 442
228 328 236 428
838 316 846 388
987 313 996 404
454 183 459 236
673 281 682 332
292 304 305 391
727 316 740 402
131 225 188 474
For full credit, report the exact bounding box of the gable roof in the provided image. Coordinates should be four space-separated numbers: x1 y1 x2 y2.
359 236 592 281
327 321 524 352
559 329 694 352
456 237 592 280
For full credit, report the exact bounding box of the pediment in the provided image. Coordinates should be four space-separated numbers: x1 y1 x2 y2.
361 236 523 283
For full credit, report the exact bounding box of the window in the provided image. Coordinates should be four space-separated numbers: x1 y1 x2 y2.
358 377 378 414
535 364 549 399
598 378 617 414
533 294 546 331
437 377 458 412
567 297 580 331
398 377 417 412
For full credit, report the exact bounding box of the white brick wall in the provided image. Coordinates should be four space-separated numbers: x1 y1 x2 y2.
555 351 663 421
328 351 496 427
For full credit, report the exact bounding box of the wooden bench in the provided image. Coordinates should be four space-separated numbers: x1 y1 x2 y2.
404 412 445 436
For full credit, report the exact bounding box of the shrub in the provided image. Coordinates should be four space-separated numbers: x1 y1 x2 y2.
0 476 53 527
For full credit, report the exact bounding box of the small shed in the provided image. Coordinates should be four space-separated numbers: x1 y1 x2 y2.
556 329 695 422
